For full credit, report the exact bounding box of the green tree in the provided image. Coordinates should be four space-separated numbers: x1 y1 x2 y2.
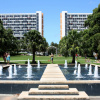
39 37 48 56
24 30 43 63
19 39 27 52
48 42 58 55
0 20 18 56
59 36 68 56
83 4 100 57
79 30 90 56
50 42 58 48
5 29 18 53
90 33 100 58
0 19 5 56
67 30 81 63
85 4 100 35
59 30 81 63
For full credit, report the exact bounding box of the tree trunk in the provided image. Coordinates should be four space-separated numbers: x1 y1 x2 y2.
44 51 45 56
32 50 36 64
72 51 75 63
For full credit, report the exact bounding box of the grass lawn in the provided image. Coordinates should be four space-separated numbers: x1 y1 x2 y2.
0 55 100 65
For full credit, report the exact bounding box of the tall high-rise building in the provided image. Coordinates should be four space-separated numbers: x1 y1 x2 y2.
60 11 92 39
0 11 43 39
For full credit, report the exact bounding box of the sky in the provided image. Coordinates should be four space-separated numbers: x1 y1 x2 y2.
0 0 100 45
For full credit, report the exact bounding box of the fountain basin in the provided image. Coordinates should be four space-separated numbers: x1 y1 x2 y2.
0 65 46 80
59 65 100 80
0 64 100 96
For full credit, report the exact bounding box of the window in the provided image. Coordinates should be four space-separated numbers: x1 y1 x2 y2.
14 15 20 17
29 15 32 17
2 15 5 17
22 21 27 23
22 15 28 17
83 15 86 17
6 15 10 17
71 15 74 17
79 15 82 17
75 15 78 17
10 15 13 17
14 21 20 23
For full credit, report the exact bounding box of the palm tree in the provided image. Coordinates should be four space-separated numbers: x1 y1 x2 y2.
67 30 80 63
24 30 43 63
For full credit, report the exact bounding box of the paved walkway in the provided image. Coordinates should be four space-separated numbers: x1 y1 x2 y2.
40 64 67 82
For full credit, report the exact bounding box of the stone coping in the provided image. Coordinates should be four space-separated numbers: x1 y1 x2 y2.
2 64 100 68
0 80 100 84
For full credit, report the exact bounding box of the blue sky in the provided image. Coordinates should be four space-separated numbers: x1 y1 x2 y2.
0 0 100 45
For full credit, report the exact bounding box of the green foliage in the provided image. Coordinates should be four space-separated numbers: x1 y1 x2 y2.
39 37 48 55
48 42 58 55
59 36 68 56
83 4 100 58
90 33 100 58
85 4 100 35
59 30 81 63
0 19 19 56
24 30 48 63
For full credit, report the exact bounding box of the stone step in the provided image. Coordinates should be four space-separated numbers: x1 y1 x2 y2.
18 91 89 100
28 88 79 95
38 85 69 90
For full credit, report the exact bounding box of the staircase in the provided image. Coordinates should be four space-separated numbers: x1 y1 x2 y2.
18 64 89 100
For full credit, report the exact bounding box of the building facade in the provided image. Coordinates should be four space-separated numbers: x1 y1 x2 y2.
0 11 43 39
60 11 91 39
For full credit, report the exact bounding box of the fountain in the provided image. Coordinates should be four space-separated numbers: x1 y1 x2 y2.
7 65 13 78
64 60 68 68
76 64 82 78
13 64 17 75
37 60 40 68
27 59 32 78
19 65 22 68
75 61 77 68
0 65 3 75
88 64 92 75
0 64 46 80
73 70 77 75
94 65 99 78
85 64 88 69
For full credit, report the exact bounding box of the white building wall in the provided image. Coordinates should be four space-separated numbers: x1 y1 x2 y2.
36 11 42 36
62 11 67 38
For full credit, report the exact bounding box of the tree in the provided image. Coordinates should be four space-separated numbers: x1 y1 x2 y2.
59 36 68 56
0 20 18 57
5 29 18 53
67 30 81 63
48 42 58 55
85 4 100 35
83 4 100 57
59 30 81 63
24 30 43 63
0 19 5 56
39 37 48 56
90 33 100 58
